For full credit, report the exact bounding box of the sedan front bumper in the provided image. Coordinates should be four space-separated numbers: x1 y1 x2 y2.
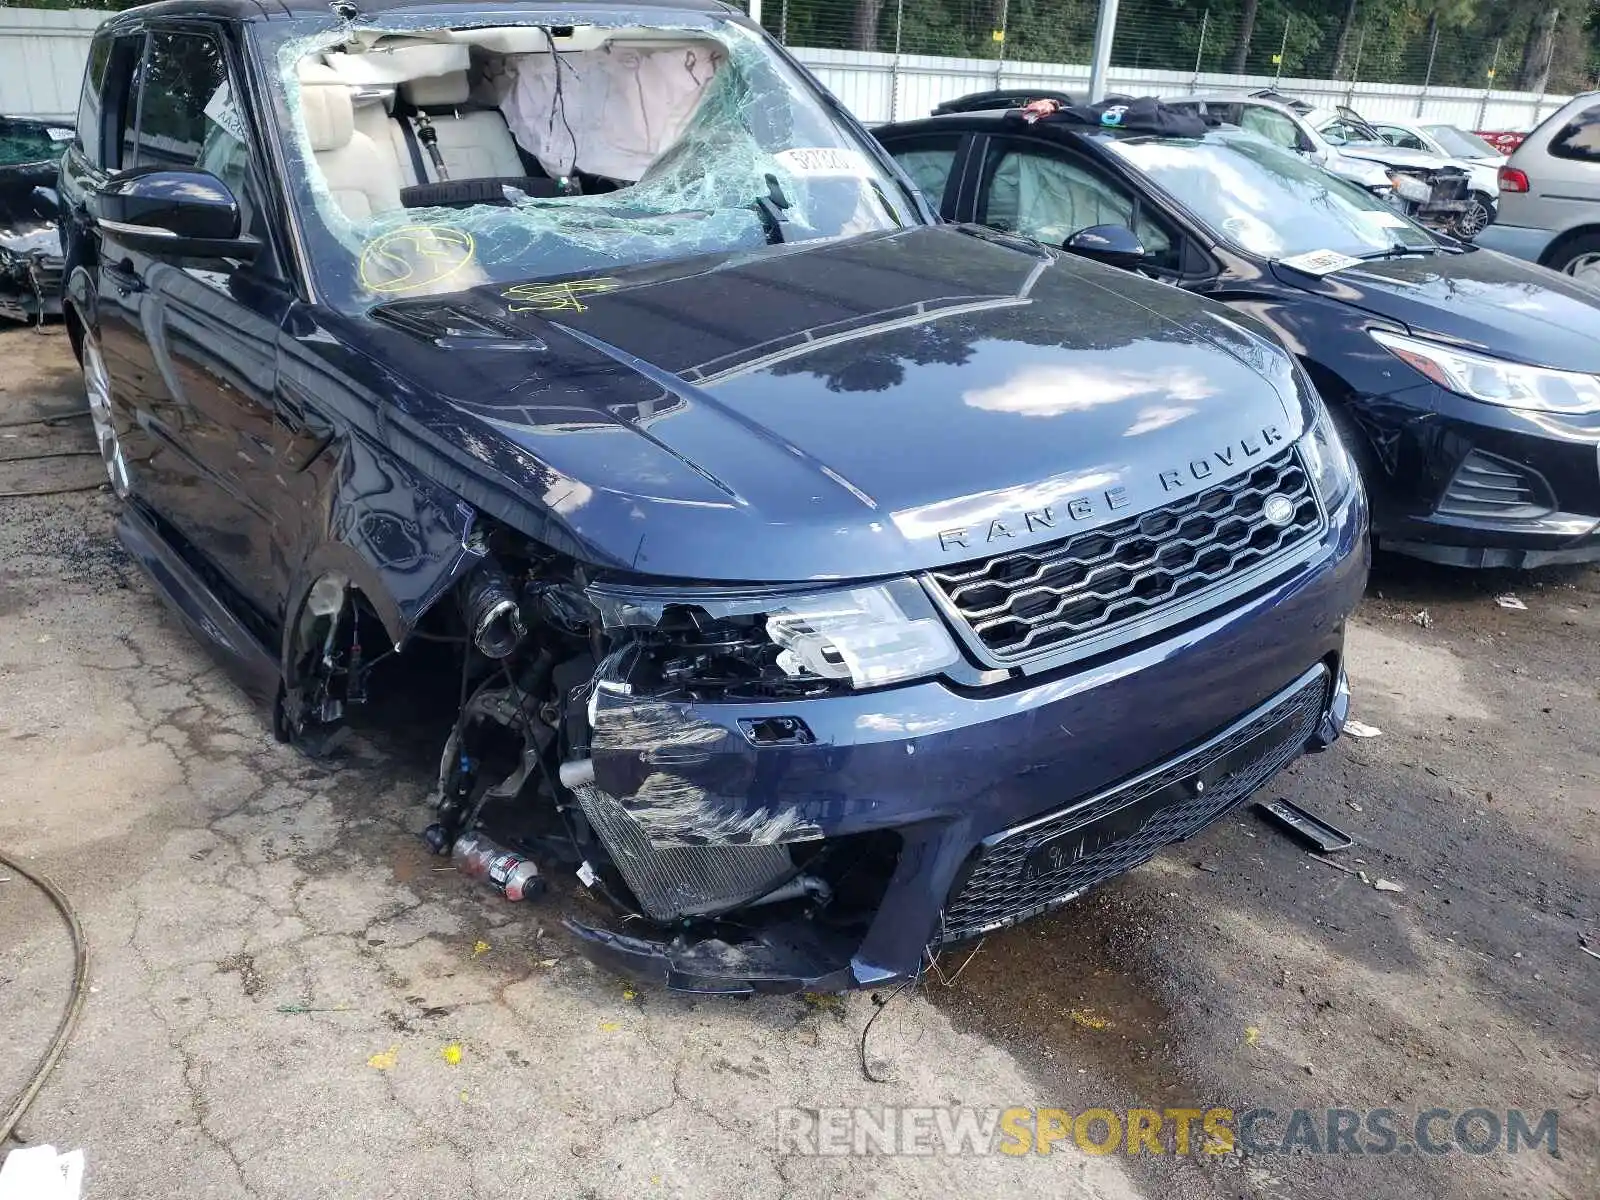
1351 381 1600 567
564 491 1369 993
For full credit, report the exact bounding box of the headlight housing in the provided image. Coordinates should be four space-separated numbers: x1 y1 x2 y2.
1371 329 1600 414
1300 401 1357 508
1387 171 1432 203
589 578 961 692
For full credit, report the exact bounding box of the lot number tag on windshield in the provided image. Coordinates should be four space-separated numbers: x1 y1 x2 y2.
775 147 870 176
1277 249 1364 277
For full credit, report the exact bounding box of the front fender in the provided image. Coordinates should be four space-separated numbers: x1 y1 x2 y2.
279 429 480 680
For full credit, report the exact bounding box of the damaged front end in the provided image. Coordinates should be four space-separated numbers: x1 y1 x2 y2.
0 197 64 323
380 555 935 993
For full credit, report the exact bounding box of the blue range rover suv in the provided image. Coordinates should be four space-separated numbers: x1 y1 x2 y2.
57 0 1367 991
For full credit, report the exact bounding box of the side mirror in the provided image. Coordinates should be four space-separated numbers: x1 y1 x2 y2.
30 186 60 220
1064 224 1147 270
89 166 257 260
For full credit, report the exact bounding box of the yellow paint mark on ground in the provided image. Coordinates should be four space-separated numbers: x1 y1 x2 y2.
367 1046 399 1070
622 989 637 1001
441 1042 463 1066
1245 1026 1260 1046
599 1021 622 1033
473 940 491 957
1067 1008 1110 1030
537 958 557 968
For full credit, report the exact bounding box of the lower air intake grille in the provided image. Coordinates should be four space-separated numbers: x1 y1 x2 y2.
570 782 794 922
1437 450 1552 518
938 666 1328 943
931 448 1321 664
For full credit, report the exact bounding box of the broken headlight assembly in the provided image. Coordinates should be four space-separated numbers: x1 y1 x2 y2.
587 576 962 696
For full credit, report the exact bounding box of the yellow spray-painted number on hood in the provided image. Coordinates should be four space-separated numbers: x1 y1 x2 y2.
359 225 476 295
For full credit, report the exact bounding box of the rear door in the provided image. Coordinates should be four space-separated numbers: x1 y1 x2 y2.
92 23 296 613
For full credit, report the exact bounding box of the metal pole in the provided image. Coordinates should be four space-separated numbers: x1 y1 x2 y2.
1477 37 1500 130
779 0 788 43
994 0 1011 90
1415 20 1438 117
1273 17 1289 83
889 0 904 122
1344 27 1363 106
1087 0 1119 101
1190 9 1208 92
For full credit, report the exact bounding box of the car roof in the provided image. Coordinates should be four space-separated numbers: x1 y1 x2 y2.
879 108 1241 153
105 0 730 26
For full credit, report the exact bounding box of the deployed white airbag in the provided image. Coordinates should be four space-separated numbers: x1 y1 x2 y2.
497 43 722 180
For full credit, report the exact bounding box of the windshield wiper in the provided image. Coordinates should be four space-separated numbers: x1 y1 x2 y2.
751 173 792 245
1356 241 1434 260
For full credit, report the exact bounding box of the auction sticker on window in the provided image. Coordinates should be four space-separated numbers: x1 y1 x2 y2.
1277 249 1363 276
775 147 870 176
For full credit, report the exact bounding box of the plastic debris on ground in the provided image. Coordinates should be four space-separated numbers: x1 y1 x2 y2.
1344 719 1382 739
1494 595 1527 610
1412 609 1432 628
0 1145 84 1200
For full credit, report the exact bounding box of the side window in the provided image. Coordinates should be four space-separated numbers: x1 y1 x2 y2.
74 33 112 166
1379 126 1426 151
1242 108 1302 151
1548 103 1600 163
132 31 228 170
113 36 147 169
886 135 963 214
978 143 1176 269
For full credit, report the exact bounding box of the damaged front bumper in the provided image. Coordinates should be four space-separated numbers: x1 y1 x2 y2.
560 493 1367 994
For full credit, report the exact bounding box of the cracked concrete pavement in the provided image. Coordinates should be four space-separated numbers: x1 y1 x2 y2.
2 326 1596 1199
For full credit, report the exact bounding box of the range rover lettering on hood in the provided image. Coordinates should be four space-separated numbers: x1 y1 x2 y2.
933 424 1289 551
1158 425 1287 494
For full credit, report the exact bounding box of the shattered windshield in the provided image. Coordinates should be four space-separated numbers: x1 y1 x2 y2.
1108 130 1437 259
251 12 921 315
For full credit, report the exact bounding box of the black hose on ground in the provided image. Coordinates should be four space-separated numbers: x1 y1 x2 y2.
0 850 90 1149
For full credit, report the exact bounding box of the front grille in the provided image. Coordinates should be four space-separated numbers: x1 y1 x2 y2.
938 666 1328 943
1437 450 1552 518
931 448 1320 664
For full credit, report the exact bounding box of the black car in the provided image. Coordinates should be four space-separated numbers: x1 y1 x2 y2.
56 2 1366 992
0 115 72 321
876 100 1600 568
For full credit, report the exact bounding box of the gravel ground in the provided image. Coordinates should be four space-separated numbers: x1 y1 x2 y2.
1 325 1595 1199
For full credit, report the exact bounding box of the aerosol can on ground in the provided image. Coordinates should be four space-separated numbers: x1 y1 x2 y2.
451 830 544 902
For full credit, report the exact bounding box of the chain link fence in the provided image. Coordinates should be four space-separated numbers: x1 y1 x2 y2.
737 1 1593 129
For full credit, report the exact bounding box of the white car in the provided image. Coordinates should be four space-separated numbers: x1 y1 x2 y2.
1167 92 1484 239
1327 116 1502 238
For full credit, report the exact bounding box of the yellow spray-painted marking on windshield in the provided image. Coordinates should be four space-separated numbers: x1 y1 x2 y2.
502 277 618 315
359 225 476 295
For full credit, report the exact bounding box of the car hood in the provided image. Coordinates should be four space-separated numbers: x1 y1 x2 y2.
1272 247 1600 374
370 226 1311 582
1338 143 1452 172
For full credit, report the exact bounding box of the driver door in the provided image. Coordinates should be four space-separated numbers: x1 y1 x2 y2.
92 24 294 613
970 138 1182 276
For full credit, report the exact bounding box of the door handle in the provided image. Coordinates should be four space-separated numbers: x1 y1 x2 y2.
104 262 145 297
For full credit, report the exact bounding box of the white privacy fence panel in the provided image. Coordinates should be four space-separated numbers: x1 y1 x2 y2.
0 8 110 122
791 46 1573 133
